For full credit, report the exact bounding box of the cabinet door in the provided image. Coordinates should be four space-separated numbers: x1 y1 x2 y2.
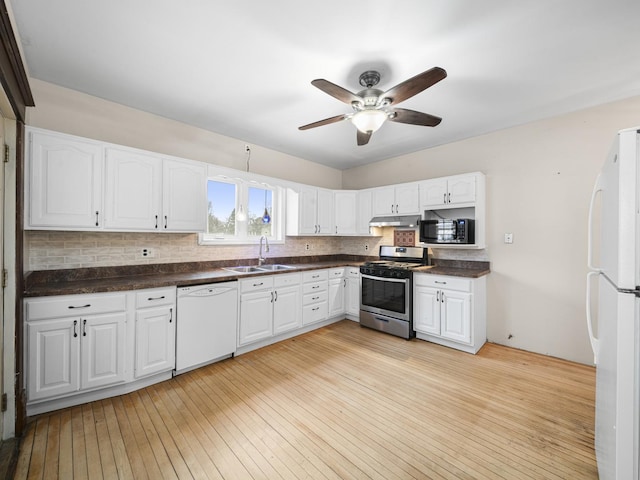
135 306 175 378
420 178 448 208
298 187 318 234
328 278 345 317
346 277 360 316
239 290 274 345
334 191 357 235
395 184 420 214
28 319 79 401
448 176 476 205
372 187 395 215
273 285 301 335
104 148 163 230
441 290 472 344
413 286 441 335
81 313 126 390
29 131 103 228
316 188 334 235
356 190 373 235
162 159 206 232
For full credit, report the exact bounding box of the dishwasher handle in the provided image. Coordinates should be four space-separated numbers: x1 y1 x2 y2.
178 284 238 298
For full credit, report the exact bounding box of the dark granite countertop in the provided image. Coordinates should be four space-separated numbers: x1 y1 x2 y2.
23 256 368 297
23 256 490 297
414 259 491 279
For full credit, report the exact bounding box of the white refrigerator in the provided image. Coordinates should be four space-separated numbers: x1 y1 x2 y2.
587 126 640 480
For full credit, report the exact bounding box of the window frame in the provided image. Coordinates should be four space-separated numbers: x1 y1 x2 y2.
199 175 285 245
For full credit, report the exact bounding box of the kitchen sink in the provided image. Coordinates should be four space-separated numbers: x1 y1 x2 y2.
257 264 296 271
223 266 264 273
223 264 296 274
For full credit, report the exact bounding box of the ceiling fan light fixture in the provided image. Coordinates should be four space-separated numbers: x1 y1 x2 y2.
351 109 387 133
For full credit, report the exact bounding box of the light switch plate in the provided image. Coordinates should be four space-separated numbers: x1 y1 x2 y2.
504 233 513 244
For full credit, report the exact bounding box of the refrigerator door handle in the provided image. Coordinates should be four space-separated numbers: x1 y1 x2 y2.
587 173 603 272
586 271 600 364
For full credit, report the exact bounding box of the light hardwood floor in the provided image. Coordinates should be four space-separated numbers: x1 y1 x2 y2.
14 320 597 479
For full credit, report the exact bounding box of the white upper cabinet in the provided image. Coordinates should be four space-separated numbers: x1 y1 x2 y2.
162 159 207 232
419 172 486 249
356 189 373 235
104 147 163 230
106 149 206 232
287 186 334 235
334 191 357 235
420 174 476 208
316 188 334 235
372 183 420 216
28 130 103 229
26 128 206 232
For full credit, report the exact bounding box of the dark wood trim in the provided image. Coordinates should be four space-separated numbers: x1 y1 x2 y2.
0 0 34 121
14 121 25 437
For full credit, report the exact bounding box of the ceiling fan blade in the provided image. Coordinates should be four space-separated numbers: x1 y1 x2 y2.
357 130 372 146
299 114 349 130
382 67 447 105
311 79 362 105
390 108 442 127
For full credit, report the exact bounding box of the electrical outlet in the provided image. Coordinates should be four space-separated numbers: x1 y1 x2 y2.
364 244 369 251
504 233 514 244
245 144 251 152
305 243 310 251
141 248 153 258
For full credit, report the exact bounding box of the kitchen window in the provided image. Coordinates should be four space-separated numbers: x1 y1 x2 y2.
200 177 283 244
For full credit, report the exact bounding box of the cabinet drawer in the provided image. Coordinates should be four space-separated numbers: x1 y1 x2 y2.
274 272 301 288
346 267 360 278
240 276 274 293
327 267 345 279
303 270 328 283
303 290 328 306
414 274 471 292
303 301 328 325
303 281 327 295
26 293 127 321
135 287 176 308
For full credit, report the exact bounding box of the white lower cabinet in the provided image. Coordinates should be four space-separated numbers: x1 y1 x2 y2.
345 267 360 318
413 273 486 354
25 292 128 403
238 273 302 346
25 287 177 414
328 268 346 318
302 270 329 325
134 288 176 378
273 275 302 335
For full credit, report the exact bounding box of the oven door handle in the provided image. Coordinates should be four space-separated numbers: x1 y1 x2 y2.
360 273 409 284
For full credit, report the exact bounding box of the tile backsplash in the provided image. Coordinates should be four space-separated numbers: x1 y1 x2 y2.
24 230 393 271
24 228 487 271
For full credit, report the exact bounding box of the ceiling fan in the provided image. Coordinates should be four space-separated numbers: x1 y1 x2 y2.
299 67 447 146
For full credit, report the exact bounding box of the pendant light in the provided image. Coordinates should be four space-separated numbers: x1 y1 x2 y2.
261 189 271 224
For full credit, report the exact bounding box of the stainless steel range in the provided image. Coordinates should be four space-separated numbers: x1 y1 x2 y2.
359 245 429 339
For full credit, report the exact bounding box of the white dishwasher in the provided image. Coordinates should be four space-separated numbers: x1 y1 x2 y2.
175 282 238 375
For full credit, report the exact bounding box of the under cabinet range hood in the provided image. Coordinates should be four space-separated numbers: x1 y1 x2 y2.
369 215 421 228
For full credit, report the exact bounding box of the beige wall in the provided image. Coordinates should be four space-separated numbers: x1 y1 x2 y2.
344 95 640 365
26 79 343 189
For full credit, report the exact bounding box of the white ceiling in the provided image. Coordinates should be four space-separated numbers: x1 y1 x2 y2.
10 1 640 170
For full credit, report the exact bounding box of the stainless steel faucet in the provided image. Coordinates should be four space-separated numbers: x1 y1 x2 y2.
258 235 269 266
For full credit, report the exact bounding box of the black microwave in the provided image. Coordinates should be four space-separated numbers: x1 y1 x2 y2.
419 219 475 244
